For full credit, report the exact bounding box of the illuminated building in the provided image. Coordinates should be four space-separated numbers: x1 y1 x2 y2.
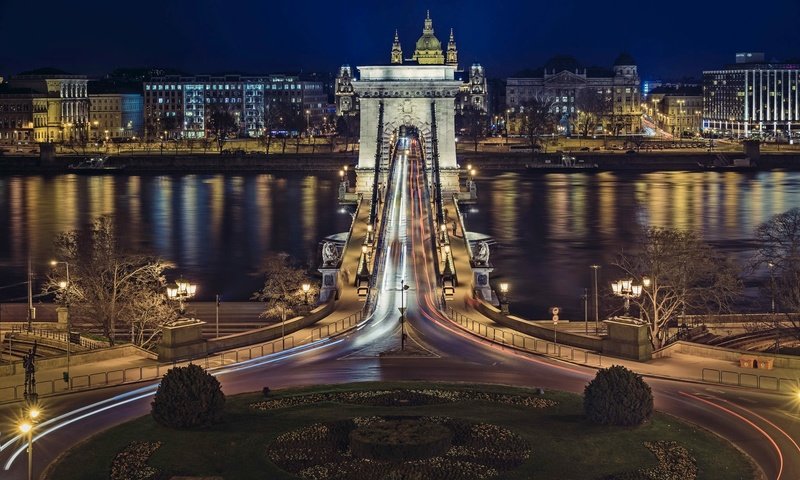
0 86 35 143
6 68 89 143
336 12 488 117
703 52 800 139
505 54 642 135
649 86 703 137
87 81 143 140
144 74 326 139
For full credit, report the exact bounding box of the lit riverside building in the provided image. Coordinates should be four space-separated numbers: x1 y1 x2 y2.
703 52 800 139
144 74 327 139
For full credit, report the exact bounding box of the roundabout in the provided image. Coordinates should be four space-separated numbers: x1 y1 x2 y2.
45 382 755 480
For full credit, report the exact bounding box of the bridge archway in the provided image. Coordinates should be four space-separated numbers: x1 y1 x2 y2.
351 66 463 195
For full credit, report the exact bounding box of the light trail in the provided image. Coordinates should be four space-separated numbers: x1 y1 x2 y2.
680 391 784 480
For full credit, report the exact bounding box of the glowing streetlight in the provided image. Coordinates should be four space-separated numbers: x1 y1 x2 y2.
51 260 72 386
611 279 642 317
302 283 311 305
499 282 510 314
166 277 197 315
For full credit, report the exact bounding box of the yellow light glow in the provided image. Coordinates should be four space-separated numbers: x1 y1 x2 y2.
19 422 32 434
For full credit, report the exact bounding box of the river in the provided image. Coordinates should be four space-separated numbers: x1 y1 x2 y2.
1 169 798 320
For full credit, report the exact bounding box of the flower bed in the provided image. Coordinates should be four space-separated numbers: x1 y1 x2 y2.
602 441 698 480
266 416 530 480
251 387 557 411
109 441 161 480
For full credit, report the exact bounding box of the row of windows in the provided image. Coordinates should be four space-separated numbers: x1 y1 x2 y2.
146 83 316 91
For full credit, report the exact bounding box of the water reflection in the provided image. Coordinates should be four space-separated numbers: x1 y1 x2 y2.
467 170 800 320
0 173 347 302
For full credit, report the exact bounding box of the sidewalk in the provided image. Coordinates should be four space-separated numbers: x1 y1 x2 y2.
445 197 800 393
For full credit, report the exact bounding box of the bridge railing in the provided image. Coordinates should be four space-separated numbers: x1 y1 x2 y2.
445 307 603 367
700 367 799 393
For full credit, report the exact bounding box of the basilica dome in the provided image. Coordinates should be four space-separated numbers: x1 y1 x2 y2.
415 32 442 52
412 11 445 65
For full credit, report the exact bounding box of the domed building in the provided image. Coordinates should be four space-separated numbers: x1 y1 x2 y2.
336 12 488 117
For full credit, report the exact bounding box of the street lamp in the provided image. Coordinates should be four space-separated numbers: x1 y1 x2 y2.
611 279 642 317
498 282 509 314
20 405 40 480
505 108 511 145
366 224 373 244
50 260 72 387
166 277 197 315
302 283 310 305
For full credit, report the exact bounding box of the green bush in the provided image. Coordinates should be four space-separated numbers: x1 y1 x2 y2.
151 363 225 429
584 365 653 426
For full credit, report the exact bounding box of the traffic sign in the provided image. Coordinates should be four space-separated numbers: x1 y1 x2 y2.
552 315 559 324
398 307 406 315
399 316 405 324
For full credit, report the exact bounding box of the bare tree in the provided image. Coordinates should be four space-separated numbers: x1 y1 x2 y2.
573 89 607 138
43 216 175 345
457 104 488 152
754 208 800 341
251 253 319 323
206 107 239 153
519 96 557 153
614 227 741 348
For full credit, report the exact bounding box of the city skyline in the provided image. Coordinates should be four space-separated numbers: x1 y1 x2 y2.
3 0 799 80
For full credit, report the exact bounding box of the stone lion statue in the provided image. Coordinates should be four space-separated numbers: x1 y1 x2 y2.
322 242 339 266
474 241 490 265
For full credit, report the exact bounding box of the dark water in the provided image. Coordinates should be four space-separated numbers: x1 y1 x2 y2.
1 170 799 320
465 170 800 319
0 173 350 305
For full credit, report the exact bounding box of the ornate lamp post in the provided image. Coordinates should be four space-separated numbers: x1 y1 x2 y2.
166 277 197 316
302 283 311 305
50 260 72 386
499 282 509 314
611 279 642 317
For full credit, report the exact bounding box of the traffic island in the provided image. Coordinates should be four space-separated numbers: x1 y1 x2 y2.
46 382 755 480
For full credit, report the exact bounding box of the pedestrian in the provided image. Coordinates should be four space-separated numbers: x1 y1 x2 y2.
452 221 457 236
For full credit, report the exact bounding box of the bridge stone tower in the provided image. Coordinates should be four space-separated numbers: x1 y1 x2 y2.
351 13 463 195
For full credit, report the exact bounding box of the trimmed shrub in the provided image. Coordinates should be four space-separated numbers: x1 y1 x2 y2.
584 365 653 426
151 363 225 429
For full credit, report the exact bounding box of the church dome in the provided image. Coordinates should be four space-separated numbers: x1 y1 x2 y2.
416 32 442 52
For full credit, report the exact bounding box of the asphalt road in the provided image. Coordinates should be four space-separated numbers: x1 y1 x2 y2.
1 138 798 479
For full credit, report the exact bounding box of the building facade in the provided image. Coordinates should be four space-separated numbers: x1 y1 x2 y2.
649 86 703 137
0 88 36 143
506 54 642 135
703 53 800 138
88 93 143 140
7 69 89 143
144 74 327 139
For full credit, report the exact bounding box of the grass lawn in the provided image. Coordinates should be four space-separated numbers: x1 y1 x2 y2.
46 382 756 479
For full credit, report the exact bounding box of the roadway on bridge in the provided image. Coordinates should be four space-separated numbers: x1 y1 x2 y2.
1 137 798 479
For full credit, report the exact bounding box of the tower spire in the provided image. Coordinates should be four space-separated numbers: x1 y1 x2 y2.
446 27 458 67
391 29 403 64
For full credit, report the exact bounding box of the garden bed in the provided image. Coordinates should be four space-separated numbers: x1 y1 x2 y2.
46 382 756 480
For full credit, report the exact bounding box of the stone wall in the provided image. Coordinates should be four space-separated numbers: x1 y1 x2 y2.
654 340 800 369
0 344 156 377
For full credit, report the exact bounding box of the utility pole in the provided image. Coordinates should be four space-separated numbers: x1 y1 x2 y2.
27 256 34 333
591 265 600 333
583 288 588 335
215 294 220 339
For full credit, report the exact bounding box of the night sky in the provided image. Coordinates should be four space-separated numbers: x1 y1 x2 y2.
2 0 799 80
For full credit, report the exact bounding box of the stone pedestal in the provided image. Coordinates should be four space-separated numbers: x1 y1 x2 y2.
471 264 494 303
318 267 340 303
602 317 652 361
56 307 69 328
157 318 207 362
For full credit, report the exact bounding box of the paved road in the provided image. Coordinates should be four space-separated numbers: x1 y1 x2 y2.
1 138 798 479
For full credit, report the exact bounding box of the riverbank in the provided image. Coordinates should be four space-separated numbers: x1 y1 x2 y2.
459 150 800 171
1 150 799 174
